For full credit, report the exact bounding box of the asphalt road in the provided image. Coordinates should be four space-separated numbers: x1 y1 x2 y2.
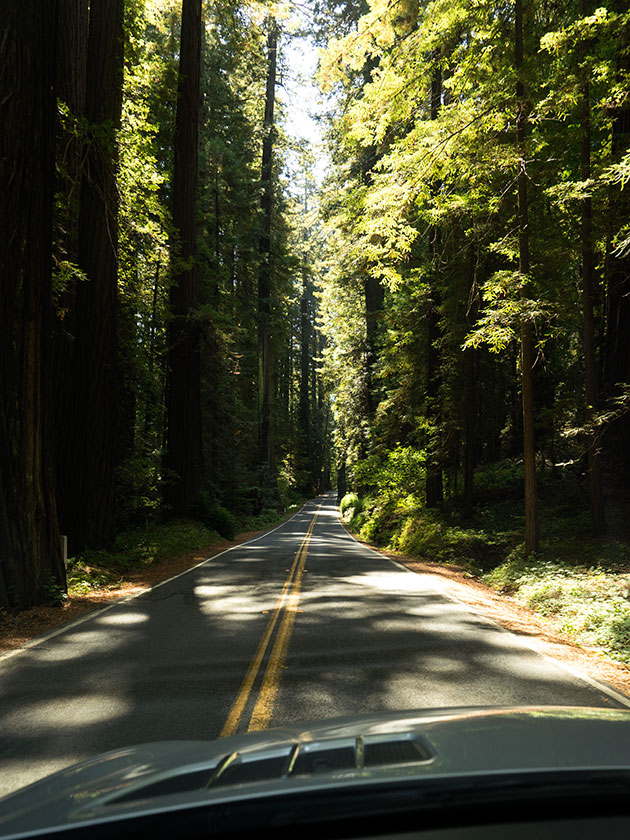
1 493 628 797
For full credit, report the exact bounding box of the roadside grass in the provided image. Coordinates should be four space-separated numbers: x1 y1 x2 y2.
340 493 363 521
67 503 304 598
241 506 293 532
342 461 630 667
66 520 222 595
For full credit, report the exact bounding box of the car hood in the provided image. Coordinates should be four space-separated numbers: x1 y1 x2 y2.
2 705 630 838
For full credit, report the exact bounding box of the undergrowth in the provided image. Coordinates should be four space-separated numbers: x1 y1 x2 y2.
67 520 220 595
66 504 303 598
484 559 630 665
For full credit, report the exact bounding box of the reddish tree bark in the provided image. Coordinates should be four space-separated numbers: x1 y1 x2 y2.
65 0 124 550
258 17 279 480
0 1 66 608
164 0 204 514
425 65 444 508
52 0 89 542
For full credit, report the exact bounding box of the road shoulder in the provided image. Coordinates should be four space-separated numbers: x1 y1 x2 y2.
336 513 630 701
0 524 286 656
386 546 630 701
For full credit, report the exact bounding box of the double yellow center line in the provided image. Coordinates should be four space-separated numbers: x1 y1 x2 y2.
220 505 320 736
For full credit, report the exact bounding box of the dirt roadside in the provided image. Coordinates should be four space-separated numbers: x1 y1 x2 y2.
385 549 630 701
2 526 630 705
0 529 262 658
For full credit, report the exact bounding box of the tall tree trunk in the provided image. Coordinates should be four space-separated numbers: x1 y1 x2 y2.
579 5 605 534
53 0 88 259
425 65 444 508
0 1 66 609
337 451 347 504
359 142 384 426
317 332 330 492
463 348 478 513
299 276 312 493
516 0 539 554
143 258 162 439
65 0 124 550
118 265 138 465
258 17 278 481
363 274 384 418
602 1 630 484
463 249 479 514
214 168 221 299
298 180 312 496
54 0 88 219
321 399 332 492
51 0 88 540
164 0 203 514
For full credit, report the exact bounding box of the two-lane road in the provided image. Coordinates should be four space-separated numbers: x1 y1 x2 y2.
0 493 627 796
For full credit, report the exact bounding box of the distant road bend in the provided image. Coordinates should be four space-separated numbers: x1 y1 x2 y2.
0 492 628 796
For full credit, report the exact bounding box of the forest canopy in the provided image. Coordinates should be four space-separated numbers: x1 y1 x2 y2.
1 0 629 611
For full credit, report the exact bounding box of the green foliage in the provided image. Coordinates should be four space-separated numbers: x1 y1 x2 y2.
51 259 87 316
67 519 221 594
66 562 117 596
116 454 162 526
353 446 426 501
484 558 630 666
192 491 238 540
316 0 630 566
340 492 363 519
350 511 368 531
463 284 556 355
109 520 219 568
482 549 538 593
391 515 507 572
347 493 508 570
356 499 394 546
241 507 289 532
42 576 68 607
277 471 306 510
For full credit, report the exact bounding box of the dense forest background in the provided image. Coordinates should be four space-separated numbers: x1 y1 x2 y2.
1 0 629 617
2 0 332 610
321 0 630 557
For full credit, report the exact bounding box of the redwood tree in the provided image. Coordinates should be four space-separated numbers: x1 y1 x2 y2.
0 1 66 608
425 65 444 508
63 0 125 550
164 0 204 514
52 0 89 546
258 16 279 483
602 0 630 485
579 0 604 534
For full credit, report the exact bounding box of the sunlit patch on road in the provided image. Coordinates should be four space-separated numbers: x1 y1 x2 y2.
95 611 150 627
4 694 129 731
340 571 436 594
194 584 275 616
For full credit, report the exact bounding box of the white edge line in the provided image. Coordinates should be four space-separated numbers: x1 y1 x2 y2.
538 654 630 709
335 506 630 710
0 500 315 666
440 589 630 710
